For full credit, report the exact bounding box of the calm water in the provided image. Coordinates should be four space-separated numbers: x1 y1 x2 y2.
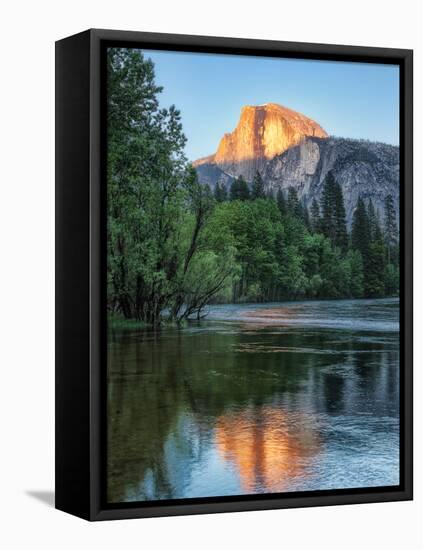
107 298 400 503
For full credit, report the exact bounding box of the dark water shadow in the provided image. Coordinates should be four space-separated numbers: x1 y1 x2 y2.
26 490 55 507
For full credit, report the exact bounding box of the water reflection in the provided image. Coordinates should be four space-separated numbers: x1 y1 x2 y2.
107 298 400 503
215 406 321 493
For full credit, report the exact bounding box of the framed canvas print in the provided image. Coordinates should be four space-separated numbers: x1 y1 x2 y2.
55 29 413 521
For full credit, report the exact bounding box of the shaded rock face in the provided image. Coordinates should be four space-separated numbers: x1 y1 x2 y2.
194 162 234 189
193 103 328 181
262 137 399 225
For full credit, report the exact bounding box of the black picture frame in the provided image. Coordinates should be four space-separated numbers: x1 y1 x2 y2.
55 28 413 521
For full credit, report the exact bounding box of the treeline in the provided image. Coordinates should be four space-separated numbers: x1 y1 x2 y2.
107 48 399 327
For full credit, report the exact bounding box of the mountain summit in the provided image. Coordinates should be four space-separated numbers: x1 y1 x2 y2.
193 103 328 181
193 103 399 226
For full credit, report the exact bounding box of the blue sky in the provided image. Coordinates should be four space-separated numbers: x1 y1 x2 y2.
141 49 399 162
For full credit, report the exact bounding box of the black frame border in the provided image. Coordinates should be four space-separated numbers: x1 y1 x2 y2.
56 28 413 521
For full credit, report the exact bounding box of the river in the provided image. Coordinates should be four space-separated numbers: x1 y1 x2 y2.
107 297 400 503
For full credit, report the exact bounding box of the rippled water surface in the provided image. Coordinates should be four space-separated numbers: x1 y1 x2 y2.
107 298 400 502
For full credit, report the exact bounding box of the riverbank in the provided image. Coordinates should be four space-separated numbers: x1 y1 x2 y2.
108 297 399 331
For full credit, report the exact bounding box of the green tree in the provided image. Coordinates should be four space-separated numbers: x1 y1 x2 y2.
107 48 239 325
230 176 250 201
287 187 302 218
310 198 320 233
351 197 387 297
207 199 287 301
251 171 266 199
276 189 286 215
384 263 399 295
366 239 386 297
320 172 336 242
302 202 311 230
320 171 348 252
351 197 370 261
366 199 386 297
367 199 380 241
333 182 348 252
302 233 325 297
214 181 227 202
107 48 188 325
318 239 350 297
347 250 364 298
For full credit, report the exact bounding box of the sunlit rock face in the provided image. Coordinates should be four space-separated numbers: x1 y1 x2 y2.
193 103 328 181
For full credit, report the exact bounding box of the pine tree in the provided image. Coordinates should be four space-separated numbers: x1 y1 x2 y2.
310 199 320 233
384 263 399 295
237 176 250 201
367 198 378 240
230 176 250 201
229 179 238 200
351 197 370 261
276 189 286 215
374 210 383 242
366 238 386 297
302 202 311 230
251 171 266 199
333 183 348 252
320 171 348 251
320 172 336 241
352 197 386 297
384 194 398 264
214 181 227 202
367 201 385 296
287 187 301 217
347 250 364 298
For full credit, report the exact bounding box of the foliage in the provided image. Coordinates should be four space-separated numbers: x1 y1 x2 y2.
310 198 320 233
251 171 266 199
287 187 302 218
351 197 370 259
276 188 286 215
230 176 250 201
107 48 236 325
350 196 395 297
319 171 348 252
384 263 399 296
214 181 227 202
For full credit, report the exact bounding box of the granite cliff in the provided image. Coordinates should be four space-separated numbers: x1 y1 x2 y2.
193 103 328 182
194 104 399 225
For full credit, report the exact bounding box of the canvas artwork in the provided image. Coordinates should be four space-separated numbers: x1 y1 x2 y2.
106 47 400 504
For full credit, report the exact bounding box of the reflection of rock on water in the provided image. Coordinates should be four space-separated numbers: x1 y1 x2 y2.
241 306 303 327
215 406 321 493
244 307 301 318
